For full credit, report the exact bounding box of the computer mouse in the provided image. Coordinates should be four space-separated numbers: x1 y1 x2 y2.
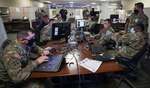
99 53 104 56
45 47 53 51
84 45 90 50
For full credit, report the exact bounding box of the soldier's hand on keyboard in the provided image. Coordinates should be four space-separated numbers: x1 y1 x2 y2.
36 56 49 64
41 50 50 56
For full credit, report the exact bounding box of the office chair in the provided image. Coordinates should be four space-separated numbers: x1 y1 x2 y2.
139 35 150 79
90 24 104 34
34 27 48 47
144 39 150 59
116 76 136 88
1 39 11 50
0 39 11 57
115 43 148 88
34 27 41 43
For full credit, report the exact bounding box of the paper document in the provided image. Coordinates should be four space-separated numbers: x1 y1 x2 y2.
79 58 102 73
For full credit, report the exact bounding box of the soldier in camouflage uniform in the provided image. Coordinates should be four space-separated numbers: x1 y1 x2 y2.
54 14 63 23
125 2 148 35
0 29 50 88
116 23 145 59
40 19 56 42
94 19 115 44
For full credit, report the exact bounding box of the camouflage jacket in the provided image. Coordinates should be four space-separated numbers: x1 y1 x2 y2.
125 12 148 33
118 32 145 59
95 27 115 41
40 24 52 42
0 40 43 84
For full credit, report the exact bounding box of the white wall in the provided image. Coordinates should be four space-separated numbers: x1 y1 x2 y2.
100 2 109 20
50 8 83 19
0 0 31 7
144 8 150 33
99 2 118 20
121 0 150 10
0 0 44 7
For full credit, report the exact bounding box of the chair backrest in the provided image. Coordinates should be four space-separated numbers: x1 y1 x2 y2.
117 76 135 88
131 43 148 66
90 24 104 34
116 43 148 72
0 39 11 59
116 44 148 88
1 39 11 50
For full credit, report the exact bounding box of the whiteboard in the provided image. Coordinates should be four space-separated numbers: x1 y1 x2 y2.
0 16 7 52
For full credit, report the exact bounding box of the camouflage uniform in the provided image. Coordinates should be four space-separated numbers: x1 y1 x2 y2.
117 32 145 59
125 12 148 34
0 39 44 88
40 24 52 42
95 27 115 42
55 18 62 23
82 9 89 19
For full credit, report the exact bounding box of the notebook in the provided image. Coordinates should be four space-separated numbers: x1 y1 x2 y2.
34 54 64 72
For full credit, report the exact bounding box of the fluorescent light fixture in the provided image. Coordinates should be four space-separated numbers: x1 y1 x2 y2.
53 3 56 5
100 0 107 1
69 2 74 4
91 3 96 4
43 1 51 3
110 3 117 6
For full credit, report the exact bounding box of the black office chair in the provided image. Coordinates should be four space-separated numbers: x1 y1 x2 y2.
0 39 11 57
34 26 48 47
115 43 148 88
90 24 104 34
140 38 150 79
1 39 11 50
116 76 136 88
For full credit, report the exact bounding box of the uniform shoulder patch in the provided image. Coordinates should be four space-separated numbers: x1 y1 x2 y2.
6 58 21 69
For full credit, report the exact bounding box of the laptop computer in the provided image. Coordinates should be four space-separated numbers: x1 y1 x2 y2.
90 45 103 54
34 54 64 72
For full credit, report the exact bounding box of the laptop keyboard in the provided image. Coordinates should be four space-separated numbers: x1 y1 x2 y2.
35 54 63 72
91 45 102 54
46 55 63 71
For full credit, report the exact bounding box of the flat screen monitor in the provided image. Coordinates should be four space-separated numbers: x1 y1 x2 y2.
51 22 71 41
76 19 86 28
110 14 119 21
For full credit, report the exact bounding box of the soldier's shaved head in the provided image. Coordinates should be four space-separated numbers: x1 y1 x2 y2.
135 2 144 9
17 28 34 40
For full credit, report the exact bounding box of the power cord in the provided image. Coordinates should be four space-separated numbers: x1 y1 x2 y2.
65 43 81 88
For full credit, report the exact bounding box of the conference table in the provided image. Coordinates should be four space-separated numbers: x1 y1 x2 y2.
30 40 123 78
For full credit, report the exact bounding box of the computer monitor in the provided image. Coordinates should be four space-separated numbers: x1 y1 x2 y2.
76 19 86 28
51 22 71 42
110 14 119 22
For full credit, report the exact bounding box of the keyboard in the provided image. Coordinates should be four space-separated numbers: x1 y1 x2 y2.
34 54 64 72
94 53 115 62
90 45 102 54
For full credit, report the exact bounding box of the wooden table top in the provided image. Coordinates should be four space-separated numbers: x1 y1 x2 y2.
30 40 123 78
